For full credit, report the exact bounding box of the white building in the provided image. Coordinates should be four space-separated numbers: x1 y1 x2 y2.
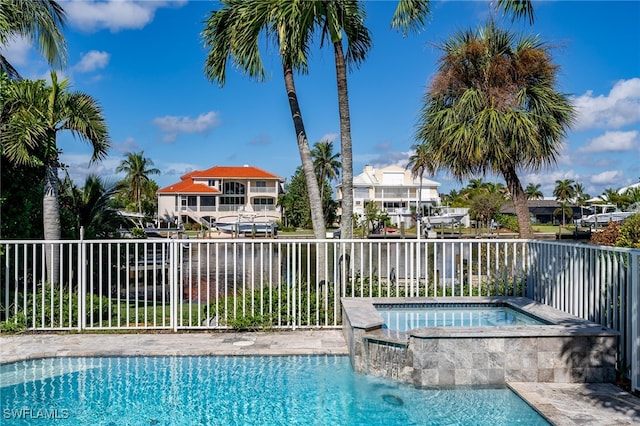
157 165 284 227
336 165 441 226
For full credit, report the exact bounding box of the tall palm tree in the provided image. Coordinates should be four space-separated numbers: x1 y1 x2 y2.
0 0 67 79
311 140 341 202
414 21 574 238
312 1 371 240
1 71 109 283
525 183 544 200
116 151 160 215
203 0 327 239
553 179 576 203
406 143 433 218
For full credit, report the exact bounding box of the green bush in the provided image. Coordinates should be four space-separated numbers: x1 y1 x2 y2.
616 214 640 248
495 214 519 232
0 312 26 333
25 283 112 328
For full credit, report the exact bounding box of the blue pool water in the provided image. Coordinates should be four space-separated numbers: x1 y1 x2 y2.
378 305 547 332
0 356 548 425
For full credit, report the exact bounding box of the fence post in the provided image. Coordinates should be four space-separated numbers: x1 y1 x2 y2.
631 251 639 392
170 240 178 332
79 229 86 332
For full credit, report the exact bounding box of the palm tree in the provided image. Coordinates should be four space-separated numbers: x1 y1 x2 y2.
407 143 434 218
391 0 534 36
59 174 125 239
1 71 109 283
116 151 160 215
553 200 573 227
312 1 371 240
553 179 576 203
311 140 341 203
0 0 67 79
525 183 544 200
414 21 574 238
203 0 327 239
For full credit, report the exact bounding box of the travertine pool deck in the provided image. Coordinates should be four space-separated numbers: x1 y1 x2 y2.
1 332 639 425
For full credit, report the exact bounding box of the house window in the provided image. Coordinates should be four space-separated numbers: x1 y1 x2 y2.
208 179 216 187
255 181 266 188
201 196 216 207
220 196 245 205
252 198 274 205
223 181 245 195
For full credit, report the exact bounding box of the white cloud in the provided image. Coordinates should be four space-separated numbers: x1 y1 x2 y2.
573 78 640 130
0 36 32 67
65 0 187 33
74 50 110 73
111 137 140 154
59 153 121 184
579 130 639 153
153 111 221 143
590 170 625 185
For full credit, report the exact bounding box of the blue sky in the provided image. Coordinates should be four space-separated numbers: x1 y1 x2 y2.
4 0 640 199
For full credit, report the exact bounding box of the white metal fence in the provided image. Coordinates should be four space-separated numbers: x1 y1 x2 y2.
1 237 638 391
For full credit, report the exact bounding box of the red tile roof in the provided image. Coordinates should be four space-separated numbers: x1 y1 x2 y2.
157 180 220 194
181 165 282 180
159 165 282 194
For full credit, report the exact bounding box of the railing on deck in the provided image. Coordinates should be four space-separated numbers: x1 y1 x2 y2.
1 237 638 391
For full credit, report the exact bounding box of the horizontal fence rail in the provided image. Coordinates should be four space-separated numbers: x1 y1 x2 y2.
1 237 638 391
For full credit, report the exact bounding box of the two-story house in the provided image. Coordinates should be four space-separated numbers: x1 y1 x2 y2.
337 165 441 227
157 165 284 227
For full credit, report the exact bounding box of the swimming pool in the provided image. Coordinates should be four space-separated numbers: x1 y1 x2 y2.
0 356 548 425
377 303 548 332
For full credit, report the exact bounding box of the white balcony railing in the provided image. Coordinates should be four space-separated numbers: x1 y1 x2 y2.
1 238 638 391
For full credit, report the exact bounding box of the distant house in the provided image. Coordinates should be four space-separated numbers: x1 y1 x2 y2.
500 199 585 224
157 165 284 227
336 165 441 226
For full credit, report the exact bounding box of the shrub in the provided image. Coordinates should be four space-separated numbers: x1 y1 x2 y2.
616 214 640 248
495 214 519 232
25 283 112 328
589 221 620 246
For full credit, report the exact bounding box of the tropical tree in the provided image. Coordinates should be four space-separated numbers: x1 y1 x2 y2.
116 151 160 215
553 179 575 203
525 183 543 200
470 190 505 231
0 0 67 79
391 0 534 37
311 140 341 200
59 174 125 239
1 71 109 282
414 21 574 238
407 143 434 218
553 200 573 227
203 0 328 239
314 0 371 240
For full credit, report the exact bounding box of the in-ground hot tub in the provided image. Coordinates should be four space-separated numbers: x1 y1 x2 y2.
377 302 550 331
342 297 618 387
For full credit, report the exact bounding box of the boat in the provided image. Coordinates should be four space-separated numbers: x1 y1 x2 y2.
421 207 469 226
578 204 638 227
215 221 278 236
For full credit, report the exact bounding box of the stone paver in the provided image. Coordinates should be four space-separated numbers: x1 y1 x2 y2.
2 332 639 425
510 382 640 426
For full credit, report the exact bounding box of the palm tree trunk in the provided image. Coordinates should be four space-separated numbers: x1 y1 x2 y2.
334 42 353 240
282 63 326 240
43 162 61 284
501 165 533 239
